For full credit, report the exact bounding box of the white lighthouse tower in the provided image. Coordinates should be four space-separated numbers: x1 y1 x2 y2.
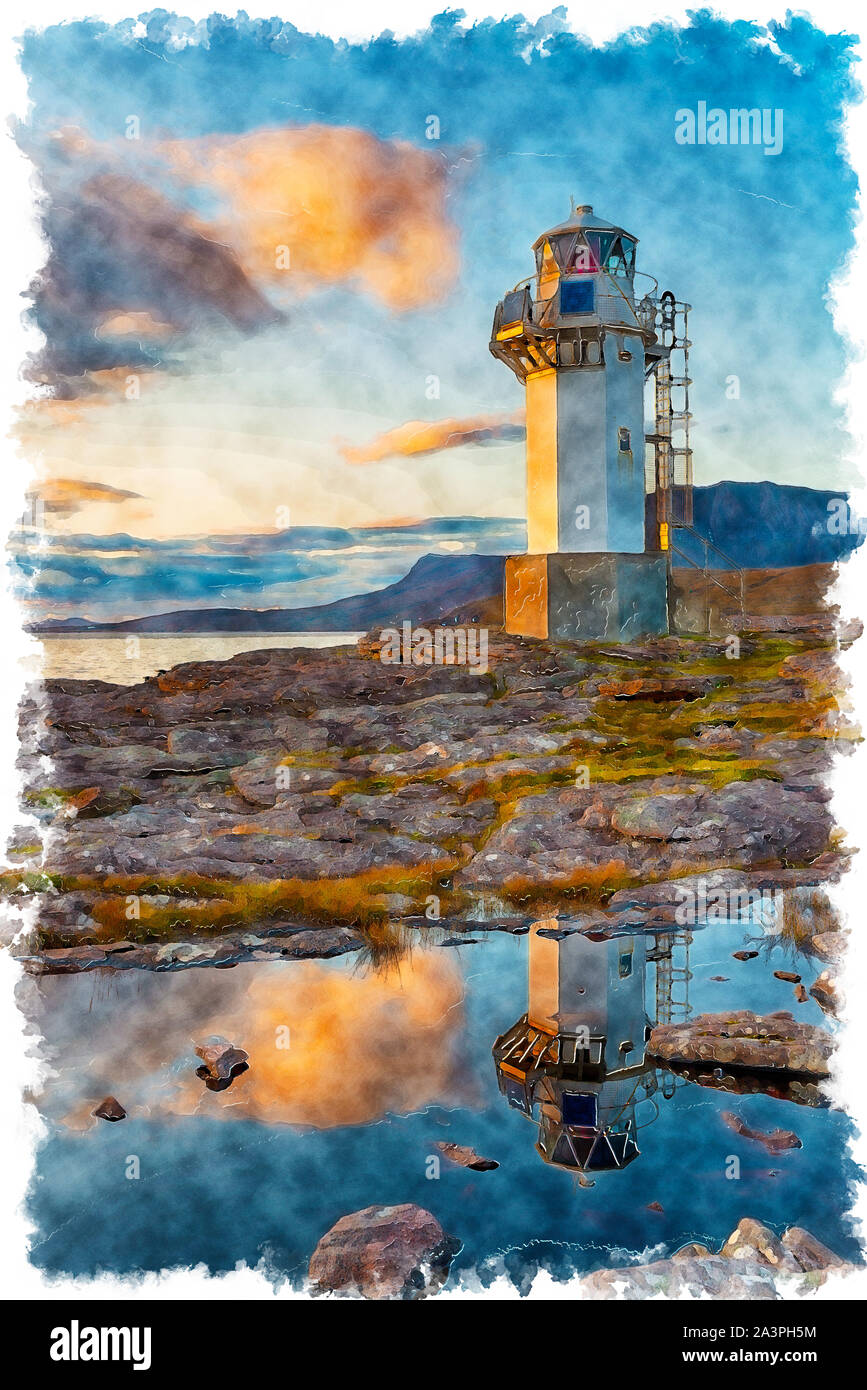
491 203 690 641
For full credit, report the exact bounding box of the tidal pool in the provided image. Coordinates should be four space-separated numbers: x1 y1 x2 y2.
24 919 859 1290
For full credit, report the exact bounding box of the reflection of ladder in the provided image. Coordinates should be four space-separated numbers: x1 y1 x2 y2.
650 940 674 1026
648 931 693 1099
648 931 692 1027
670 932 692 1021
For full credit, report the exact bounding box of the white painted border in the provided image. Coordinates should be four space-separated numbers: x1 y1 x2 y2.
0 1 865 1302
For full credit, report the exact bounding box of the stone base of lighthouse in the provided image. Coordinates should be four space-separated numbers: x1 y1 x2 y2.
505 552 669 642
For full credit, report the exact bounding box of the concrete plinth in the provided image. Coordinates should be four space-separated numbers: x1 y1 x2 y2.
505 552 669 641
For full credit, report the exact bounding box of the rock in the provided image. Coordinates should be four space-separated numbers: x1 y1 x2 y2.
781 1226 845 1272
24 945 110 973
720 1217 801 1272
92 1096 126 1122
710 975 729 982
811 932 847 962
16 625 845 967
794 984 808 1003
278 928 364 960
648 1011 834 1076
610 790 707 841
732 950 758 961
194 1038 249 1083
656 1061 826 1107
434 1141 498 1171
646 1201 664 1213
580 1255 780 1300
571 1220 851 1298
308 1204 460 1300
779 649 841 695
774 970 801 983
457 772 832 896
809 971 839 1016
593 675 723 701
721 1111 802 1154
607 869 749 913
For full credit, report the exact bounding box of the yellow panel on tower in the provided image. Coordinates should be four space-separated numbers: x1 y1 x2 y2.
525 368 558 555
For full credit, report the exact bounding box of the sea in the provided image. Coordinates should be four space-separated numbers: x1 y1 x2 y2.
34 633 364 684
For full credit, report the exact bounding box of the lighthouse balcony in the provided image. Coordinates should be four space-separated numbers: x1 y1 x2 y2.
491 282 655 381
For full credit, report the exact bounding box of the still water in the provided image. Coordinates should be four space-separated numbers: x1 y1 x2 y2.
26 919 858 1289
31 634 365 685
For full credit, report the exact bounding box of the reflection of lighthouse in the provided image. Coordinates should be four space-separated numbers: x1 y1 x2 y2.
490 203 695 641
493 926 689 1175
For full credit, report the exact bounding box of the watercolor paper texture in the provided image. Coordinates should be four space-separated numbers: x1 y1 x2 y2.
5 6 866 1303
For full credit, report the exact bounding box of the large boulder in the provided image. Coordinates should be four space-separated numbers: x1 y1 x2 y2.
648 1011 834 1076
308 1204 460 1300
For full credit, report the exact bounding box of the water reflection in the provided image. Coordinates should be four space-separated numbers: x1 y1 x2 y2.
29 949 474 1131
25 921 859 1281
493 924 691 1176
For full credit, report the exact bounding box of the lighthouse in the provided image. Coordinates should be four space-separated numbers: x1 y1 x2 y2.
490 203 687 641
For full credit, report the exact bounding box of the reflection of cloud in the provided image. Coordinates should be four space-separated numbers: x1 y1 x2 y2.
36 952 472 1132
341 410 526 464
30 477 143 517
169 954 471 1128
162 125 459 311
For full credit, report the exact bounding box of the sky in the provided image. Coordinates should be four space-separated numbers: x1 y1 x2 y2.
14 7 862 538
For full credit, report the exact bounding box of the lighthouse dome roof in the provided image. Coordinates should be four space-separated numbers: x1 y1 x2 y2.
533 203 636 247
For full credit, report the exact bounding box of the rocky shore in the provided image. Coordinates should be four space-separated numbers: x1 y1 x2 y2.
6 622 852 966
305 1204 855 1299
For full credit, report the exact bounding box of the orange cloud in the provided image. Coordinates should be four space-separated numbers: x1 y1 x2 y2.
29 476 142 516
96 310 176 341
161 125 459 310
340 409 527 464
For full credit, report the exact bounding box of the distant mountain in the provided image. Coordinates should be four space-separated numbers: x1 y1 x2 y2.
32 553 506 634
14 515 521 555
668 481 861 569
29 484 860 635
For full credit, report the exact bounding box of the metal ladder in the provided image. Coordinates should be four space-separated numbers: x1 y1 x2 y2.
649 295 694 537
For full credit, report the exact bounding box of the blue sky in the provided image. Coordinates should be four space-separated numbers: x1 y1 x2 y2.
17 8 862 536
